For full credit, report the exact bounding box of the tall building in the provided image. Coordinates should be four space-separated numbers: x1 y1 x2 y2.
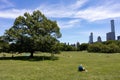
89 32 93 44
97 36 102 42
111 20 115 32
117 36 120 40
106 20 115 41
106 32 115 40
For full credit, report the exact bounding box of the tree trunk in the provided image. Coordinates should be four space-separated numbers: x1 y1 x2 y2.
29 52 34 58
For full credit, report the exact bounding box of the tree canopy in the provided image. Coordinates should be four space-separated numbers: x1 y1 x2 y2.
3 10 61 57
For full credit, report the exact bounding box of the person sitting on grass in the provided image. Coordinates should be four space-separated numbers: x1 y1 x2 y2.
78 64 87 72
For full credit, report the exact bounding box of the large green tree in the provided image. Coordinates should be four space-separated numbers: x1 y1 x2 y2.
4 10 61 58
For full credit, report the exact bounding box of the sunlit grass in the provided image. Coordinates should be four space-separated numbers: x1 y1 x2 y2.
0 51 120 80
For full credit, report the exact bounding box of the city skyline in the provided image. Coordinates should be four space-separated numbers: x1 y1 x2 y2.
89 19 120 43
0 0 120 44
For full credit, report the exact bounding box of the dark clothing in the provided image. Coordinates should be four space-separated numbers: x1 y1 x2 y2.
78 66 85 71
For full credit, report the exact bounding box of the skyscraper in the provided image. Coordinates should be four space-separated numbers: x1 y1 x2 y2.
97 36 102 42
117 36 120 40
89 32 93 44
111 20 115 32
106 20 116 41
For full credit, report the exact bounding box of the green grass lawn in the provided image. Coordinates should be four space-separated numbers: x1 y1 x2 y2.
0 51 120 80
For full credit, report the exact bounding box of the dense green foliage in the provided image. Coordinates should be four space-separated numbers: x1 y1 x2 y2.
2 10 61 57
0 37 9 53
0 51 120 80
88 41 120 53
59 41 120 53
60 43 77 51
77 43 88 51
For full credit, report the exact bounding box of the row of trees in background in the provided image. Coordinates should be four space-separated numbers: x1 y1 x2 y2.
1 39 120 54
59 42 88 51
88 40 120 53
59 40 120 53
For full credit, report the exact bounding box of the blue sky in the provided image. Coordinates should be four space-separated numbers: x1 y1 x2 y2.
0 0 120 44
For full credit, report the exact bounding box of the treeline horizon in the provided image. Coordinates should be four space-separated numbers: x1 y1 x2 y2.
59 40 120 53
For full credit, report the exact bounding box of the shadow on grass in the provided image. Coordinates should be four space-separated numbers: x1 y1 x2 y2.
0 56 59 61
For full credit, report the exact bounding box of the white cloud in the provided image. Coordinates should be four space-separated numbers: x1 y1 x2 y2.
0 0 32 19
58 19 81 29
74 1 120 21
75 5 120 21
36 0 120 29
36 0 87 28
0 0 120 28
70 0 88 9
0 0 14 9
1 0 13 6
36 0 88 18
0 0 120 20
0 0 89 20
37 0 120 22
0 9 32 19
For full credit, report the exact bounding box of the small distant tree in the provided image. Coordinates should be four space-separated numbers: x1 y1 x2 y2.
3 10 61 58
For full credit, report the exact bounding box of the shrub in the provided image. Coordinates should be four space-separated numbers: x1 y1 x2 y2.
78 43 88 51
107 43 120 53
100 45 110 53
87 42 120 53
87 43 102 52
